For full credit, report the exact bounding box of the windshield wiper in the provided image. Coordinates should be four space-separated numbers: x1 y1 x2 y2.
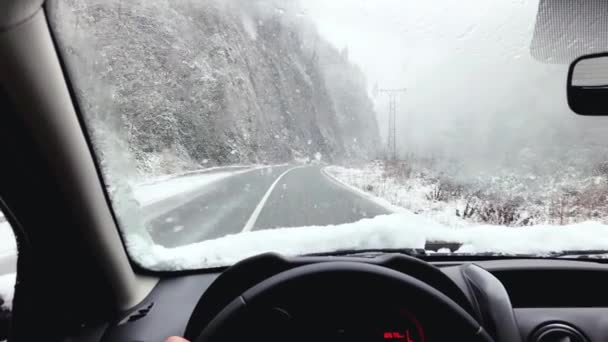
549 250 608 259
306 248 608 261
313 242 463 257
306 248 428 258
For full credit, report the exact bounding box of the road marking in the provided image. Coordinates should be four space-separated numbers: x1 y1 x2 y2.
242 165 306 232
141 164 287 222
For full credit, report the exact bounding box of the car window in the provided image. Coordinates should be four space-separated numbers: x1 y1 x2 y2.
0 209 16 342
47 0 608 271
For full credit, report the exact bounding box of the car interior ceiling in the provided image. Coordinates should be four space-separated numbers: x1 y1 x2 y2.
1 1 608 342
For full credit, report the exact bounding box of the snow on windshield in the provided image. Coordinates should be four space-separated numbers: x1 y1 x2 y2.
128 211 608 270
48 0 608 270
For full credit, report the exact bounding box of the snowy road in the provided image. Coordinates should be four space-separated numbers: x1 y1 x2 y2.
146 165 390 247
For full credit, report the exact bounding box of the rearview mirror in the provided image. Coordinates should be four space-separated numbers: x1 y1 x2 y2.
568 53 608 115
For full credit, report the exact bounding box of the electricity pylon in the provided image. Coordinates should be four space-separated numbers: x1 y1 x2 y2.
379 88 406 160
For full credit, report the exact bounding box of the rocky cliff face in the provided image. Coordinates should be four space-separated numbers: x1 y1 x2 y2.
49 0 380 176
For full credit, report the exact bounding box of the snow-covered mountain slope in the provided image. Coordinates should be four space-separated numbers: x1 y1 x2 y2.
50 0 380 178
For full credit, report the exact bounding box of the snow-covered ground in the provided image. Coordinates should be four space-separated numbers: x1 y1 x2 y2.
325 164 470 227
134 164 267 187
120 161 608 270
0 272 15 310
126 211 608 270
325 161 608 227
133 168 250 206
6 160 608 283
0 214 15 311
131 164 283 206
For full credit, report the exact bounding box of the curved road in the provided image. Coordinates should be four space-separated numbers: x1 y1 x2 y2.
146 165 390 248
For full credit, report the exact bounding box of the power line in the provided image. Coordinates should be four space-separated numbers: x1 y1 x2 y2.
379 88 406 160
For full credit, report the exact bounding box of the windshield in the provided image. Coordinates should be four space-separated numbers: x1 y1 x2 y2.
48 0 608 270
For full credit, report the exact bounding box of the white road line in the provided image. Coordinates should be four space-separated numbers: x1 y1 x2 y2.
242 165 306 232
140 164 288 222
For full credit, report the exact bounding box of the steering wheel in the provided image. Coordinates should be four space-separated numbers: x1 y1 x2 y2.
194 262 494 342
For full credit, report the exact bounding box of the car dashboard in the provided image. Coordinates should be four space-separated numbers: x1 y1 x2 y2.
78 254 608 342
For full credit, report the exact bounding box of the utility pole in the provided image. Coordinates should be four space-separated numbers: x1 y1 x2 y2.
379 88 406 160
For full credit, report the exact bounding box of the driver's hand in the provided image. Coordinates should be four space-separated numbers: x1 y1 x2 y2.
167 337 189 342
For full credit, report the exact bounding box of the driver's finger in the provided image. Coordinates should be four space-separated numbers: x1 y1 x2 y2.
166 337 190 342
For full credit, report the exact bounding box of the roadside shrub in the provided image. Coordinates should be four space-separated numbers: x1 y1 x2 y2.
382 160 413 183
355 156 608 227
425 175 465 203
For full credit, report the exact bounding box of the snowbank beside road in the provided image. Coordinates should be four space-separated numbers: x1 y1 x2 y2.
132 165 272 206
135 164 265 186
133 171 240 206
326 161 608 227
325 165 470 227
126 212 608 271
321 167 404 213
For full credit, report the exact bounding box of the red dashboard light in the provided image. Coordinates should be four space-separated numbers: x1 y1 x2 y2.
383 330 414 342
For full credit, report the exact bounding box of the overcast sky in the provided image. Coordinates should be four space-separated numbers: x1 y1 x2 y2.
296 0 608 169
301 0 537 90
300 0 539 140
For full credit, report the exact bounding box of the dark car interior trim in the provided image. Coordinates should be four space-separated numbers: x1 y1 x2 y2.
2 1 608 341
75 255 608 342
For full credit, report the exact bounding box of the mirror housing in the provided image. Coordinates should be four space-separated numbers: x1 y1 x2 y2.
568 53 608 115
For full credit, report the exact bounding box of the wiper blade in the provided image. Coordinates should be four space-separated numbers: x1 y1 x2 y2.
307 247 608 260
550 250 608 259
306 248 428 258
309 242 465 257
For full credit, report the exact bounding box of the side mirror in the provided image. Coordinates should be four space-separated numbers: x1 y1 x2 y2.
568 53 608 115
